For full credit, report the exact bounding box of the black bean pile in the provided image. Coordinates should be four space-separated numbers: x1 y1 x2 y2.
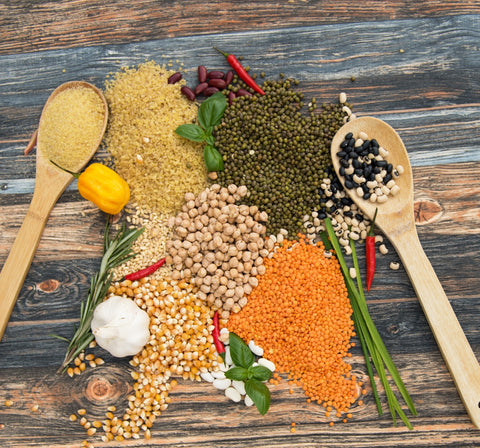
213 78 348 235
336 131 400 203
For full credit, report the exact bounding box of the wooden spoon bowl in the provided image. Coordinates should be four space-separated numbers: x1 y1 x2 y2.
331 116 480 428
0 81 108 341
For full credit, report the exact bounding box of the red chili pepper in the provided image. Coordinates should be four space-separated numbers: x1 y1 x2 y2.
213 47 265 95
124 257 166 282
212 311 226 361
366 208 378 291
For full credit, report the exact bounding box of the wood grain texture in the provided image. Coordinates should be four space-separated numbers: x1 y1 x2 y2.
1 3 480 447
1 1 480 56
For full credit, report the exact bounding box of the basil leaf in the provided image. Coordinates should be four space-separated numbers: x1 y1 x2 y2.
203 145 224 172
249 365 273 382
229 332 255 368
225 366 249 381
245 379 271 415
198 92 227 129
175 123 206 142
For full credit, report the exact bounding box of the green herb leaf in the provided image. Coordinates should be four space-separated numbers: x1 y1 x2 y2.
56 220 144 373
229 332 255 369
203 145 224 172
245 379 271 415
175 123 206 142
198 92 227 129
225 366 249 381
249 365 273 382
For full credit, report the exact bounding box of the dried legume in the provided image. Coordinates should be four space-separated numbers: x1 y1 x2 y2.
228 235 361 420
214 78 349 235
166 184 269 319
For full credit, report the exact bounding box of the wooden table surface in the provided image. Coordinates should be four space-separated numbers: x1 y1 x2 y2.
1 1 480 447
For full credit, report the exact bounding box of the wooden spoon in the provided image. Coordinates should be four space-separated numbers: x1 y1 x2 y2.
0 81 108 341
331 116 480 428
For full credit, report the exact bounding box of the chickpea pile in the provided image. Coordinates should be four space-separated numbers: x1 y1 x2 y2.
166 184 268 319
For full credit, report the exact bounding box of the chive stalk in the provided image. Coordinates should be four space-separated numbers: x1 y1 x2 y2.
324 218 417 428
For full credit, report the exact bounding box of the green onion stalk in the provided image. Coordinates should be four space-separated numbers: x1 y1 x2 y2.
322 218 417 429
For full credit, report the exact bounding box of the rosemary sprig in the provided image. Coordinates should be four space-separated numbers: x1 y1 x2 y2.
323 218 417 429
56 219 144 373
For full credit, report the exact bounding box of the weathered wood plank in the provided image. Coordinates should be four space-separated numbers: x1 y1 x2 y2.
1 15 479 140
1 1 480 56
2 161 479 265
0 351 477 448
1 10 480 448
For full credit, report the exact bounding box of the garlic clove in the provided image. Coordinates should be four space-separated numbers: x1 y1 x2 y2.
91 295 150 358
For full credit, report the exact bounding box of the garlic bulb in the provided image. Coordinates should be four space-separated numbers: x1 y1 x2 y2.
91 295 150 357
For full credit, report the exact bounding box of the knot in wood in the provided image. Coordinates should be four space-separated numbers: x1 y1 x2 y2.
414 198 443 225
37 278 60 293
86 375 114 402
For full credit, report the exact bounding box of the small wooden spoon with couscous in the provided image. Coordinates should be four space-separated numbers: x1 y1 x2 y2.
331 116 480 429
0 81 108 342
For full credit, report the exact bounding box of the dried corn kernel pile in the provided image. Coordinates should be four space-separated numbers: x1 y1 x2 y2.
78 277 221 442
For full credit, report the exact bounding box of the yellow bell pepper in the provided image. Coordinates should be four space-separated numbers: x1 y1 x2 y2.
50 160 130 215
76 163 130 215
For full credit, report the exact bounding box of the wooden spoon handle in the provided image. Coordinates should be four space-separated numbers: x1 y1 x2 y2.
0 182 66 341
392 229 480 428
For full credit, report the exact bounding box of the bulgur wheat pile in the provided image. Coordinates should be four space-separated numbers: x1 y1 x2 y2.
228 235 360 418
104 60 208 214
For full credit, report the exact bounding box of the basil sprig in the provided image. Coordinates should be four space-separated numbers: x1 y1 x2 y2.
224 332 272 415
175 92 226 172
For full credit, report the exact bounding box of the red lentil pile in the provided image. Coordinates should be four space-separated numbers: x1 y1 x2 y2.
228 235 361 419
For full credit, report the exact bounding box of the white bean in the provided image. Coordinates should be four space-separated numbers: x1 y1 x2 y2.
244 395 254 407
200 372 214 383
390 184 400 195
211 370 226 379
225 386 242 402
358 131 369 141
248 340 264 357
258 358 276 372
213 378 231 390
225 346 233 366
232 380 246 395
390 261 400 270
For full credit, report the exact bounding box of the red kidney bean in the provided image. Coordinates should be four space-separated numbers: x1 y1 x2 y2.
207 70 225 79
208 78 227 89
181 86 196 101
194 82 209 96
198 65 207 83
228 91 236 105
168 72 182 84
203 86 220 97
236 88 253 97
224 70 234 86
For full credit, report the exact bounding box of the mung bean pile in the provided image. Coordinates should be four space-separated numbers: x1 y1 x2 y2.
214 78 349 235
